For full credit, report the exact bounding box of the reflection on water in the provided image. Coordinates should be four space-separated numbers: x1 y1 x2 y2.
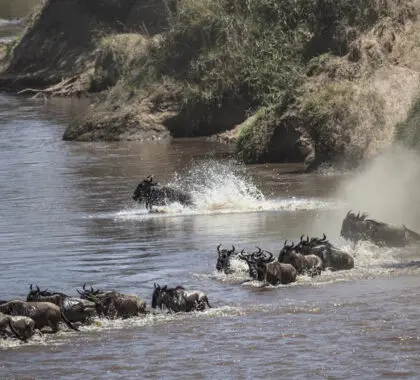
1 92 420 379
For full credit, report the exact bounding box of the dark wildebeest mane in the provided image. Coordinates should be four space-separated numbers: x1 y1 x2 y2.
341 210 420 247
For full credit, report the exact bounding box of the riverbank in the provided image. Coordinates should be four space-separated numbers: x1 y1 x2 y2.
2 0 420 170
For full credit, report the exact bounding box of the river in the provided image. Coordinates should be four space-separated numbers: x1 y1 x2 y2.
1 12 420 380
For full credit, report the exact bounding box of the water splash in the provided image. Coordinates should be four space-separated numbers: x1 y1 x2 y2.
115 160 336 220
0 306 245 350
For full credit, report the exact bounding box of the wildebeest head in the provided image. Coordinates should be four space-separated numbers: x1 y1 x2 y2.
216 244 236 272
76 284 104 301
26 284 41 302
239 247 274 280
132 175 157 202
340 211 367 240
26 284 67 302
252 249 275 280
151 283 166 309
238 249 258 279
279 240 296 261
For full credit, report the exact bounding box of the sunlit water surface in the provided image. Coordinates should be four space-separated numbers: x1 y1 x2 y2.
0 91 420 380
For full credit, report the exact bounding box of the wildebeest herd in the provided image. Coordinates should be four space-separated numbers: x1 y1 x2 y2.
216 232 354 286
2 177 419 345
0 283 212 343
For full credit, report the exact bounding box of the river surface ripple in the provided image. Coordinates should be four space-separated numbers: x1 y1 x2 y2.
0 93 420 379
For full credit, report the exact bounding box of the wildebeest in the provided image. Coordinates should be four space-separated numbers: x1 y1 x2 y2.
278 240 323 276
132 175 194 210
215 244 249 275
77 285 147 319
295 234 354 271
27 285 96 323
0 300 78 332
240 248 297 286
0 312 32 341
341 211 420 247
151 284 212 312
216 244 236 273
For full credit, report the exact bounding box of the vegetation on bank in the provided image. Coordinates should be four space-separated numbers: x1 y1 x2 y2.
3 0 420 169
83 0 418 169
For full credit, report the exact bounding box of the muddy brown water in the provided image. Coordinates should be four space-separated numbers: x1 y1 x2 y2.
1 93 420 380
1 13 420 379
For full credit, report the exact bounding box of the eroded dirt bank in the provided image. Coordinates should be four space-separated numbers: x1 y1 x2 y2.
2 0 420 170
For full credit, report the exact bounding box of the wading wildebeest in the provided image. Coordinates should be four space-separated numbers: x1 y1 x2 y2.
151 284 212 312
240 248 297 286
0 312 32 341
77 285 147 319
295 234 354 271
215 244 249 275
0 300 78 332
132 175 194 210
278 240 323 276
27 285 96 323
341 211 420 247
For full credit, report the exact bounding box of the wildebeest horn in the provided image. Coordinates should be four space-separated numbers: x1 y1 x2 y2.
300 235 304 242
356 212 360 218
306 236 310 243
217 244 221 253
36 285 40 292
347 210 351 217
284 240 288 247
83 283 86 291
30 284 33 291
322 233 326 241
262 251 274 262
230 245 235 253
290 242 295 248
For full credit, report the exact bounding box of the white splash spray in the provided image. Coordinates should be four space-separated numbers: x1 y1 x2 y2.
116 160 336 220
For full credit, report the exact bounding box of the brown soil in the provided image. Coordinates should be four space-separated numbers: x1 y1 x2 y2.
0 0 174 94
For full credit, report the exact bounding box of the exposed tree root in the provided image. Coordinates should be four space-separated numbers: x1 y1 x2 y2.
16 75 86 98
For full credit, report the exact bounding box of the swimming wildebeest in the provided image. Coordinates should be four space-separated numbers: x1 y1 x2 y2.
132 175 194 210
0 312 33 341
341 211 420 247
27 285 96 323
77 285 147 319
295 233 354 271
151 284 212 312
278 240 323 276
215 244 248 275
240 248 297 286
0 300 78 333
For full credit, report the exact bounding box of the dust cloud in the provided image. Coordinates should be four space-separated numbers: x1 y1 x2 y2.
335 145 420 230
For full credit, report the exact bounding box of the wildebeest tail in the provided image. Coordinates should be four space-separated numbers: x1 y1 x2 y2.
61 311 79 331
8 319 25 342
